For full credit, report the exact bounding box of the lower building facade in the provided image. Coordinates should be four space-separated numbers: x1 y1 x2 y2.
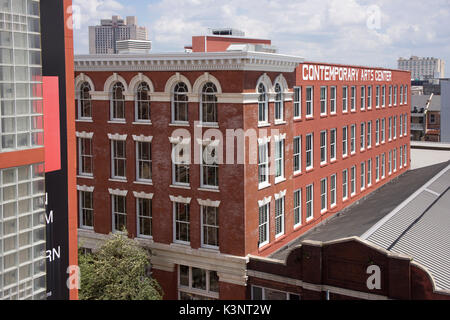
74 52 411 299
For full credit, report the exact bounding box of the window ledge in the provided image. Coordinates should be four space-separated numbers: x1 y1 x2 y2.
321 209 328 215
196 123 219 128
171 242 191 248
293 117 302 121
258 182 271 191
169 122 189 127
258 122 271 128
198 187 220 193
274 120 287 125
306 216 314 223
76 119 93 123
109 178 127 183
77 175 94 179
108 120 126 124
199 246 220 253
132 121 152 125
305 115 314 120
294 223 302 230
274 177 286 185
293 171 302 177
306 167 314 173
135 235 154 242
134 180 153 186
170 184 191 190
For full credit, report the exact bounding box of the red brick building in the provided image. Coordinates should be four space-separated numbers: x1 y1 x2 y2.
74 47 411 299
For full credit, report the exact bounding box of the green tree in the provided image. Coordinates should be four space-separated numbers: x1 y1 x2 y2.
78 233 163 300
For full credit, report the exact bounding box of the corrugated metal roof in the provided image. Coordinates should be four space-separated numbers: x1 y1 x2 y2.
365 165 450 290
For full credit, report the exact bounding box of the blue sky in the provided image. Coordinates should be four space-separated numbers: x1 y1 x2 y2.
73 0 450 76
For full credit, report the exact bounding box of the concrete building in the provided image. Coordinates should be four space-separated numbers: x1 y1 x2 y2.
88 16 150 54
74 35 411 299
441 79 450 143
398 56 445 80
410 94 441 141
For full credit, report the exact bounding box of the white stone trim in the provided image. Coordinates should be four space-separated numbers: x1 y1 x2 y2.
169 195 192 204
77 185 94 192
256 73 273 92
274 190 287 200
133 191 154 200
257 136 271 145
76 131 94 139
164 72 192 93
258 196 272 207
132 134 153 143
197 198 221 207
104 72 129 93
108 188 128 196
169 136 191 145
273 73 289 93
107 133 128 141
274 133 287 141
192 72 223 94
75 73 95 92
128 72 155 93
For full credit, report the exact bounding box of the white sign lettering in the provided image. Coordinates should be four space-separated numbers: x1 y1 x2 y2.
302 64 392 82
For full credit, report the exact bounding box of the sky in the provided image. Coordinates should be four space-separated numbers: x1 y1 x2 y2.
73 0 450 76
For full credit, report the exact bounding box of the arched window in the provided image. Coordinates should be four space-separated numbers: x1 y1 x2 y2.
172 82 188 123
274 83 284 122
111 82 125 121
200 82 218 124
135 82 151 122
78 82 91 119
258 83 268 123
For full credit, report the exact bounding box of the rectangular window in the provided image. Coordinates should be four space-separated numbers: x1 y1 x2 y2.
360 122 365 151
202 206 219 249
320 86 327 115
404 114 407 136
275 139 285 182
320 178 327 213
381 118 386 143
330 174 336 207
259 203 269 247
393 148 397 172
306 184 314 220
342 86 348 113
330 129 336 161
376 85 380 108
394 86 398 106
367 121 372 149
404 85 408 104
173 144 190 185
382 153 386 178
367 159 372 186
111 140 126 179
320 130 327 164
137 198 152 238
306 86 313 117
350 166 356 196
293 136 302 174
342 169 348 200
79 191 94 229
258 142 269 186
306 133 313 170
393 116 397 139
330 86 336 114
400 85 403 105
136 141 152 182
367 86 372 109
350 124 356 154
201 145 219 188
294 189 302 227
351 86 356 111
388 150 392 175
294 86 301 119
404 145 407 166
388 117 392 141
360 162 365 190
376 119 380 145
376 155 380 182
78 137 93 176
112 194 127 233
400 146 403 169
251 286 300 300
342 126 348 157
178 266 219 299
174 202 190 244
360 86 365 110
382 85 386 107
389 85 392 106
275 197 285 237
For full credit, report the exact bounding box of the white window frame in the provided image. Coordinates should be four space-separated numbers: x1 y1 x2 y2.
376 119 380 145
400 85 404 105
112 194 127 234
136 197 152 239
342 126 348 158
135 82 151 123
389 85 392 106
376 155 380 182
172 142 190 186
274 83 284 123
258 83 269 125
360 122 365 151
350 124 356 154
400 146 403 169
293 86 302 119
330 128 336 161
342 169 348 200
78 137 93 177
136 141 152 182
258 203 270 247
258 141 270 188
350 166 356 196
201 205 219 250
330 174 337 208
381 118 386 143
294 189 302 228
306 133 314 170
360 162 366 191
360 86 365 110
388 117 392 141
388 150 392 175
342 86 348 113
350 86 356 112
330 86 336 114
200 144 219 189
111 139 126 180
320 178 327 214
367 121 372 149
306 86 314 118
293 136 302 175
320 130 327 165
376 85 380 108
306 184 314 221
79 190 94 230
320 86 327 116
367 159 372 187
178 265 219 300
275 196 285 238
367 85 372 109
382 153 386 178
393 148 397 172
394 85 398 106
275 138 285 183
393 116 397 140
382 85 386 107
173 201 190 245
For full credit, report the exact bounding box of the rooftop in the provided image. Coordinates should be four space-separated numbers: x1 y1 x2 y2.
271 161 450 290
411 94 441 112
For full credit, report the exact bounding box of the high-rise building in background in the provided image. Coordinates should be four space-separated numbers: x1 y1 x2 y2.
0 0 77 300
398 56 445 80
89 16 151 54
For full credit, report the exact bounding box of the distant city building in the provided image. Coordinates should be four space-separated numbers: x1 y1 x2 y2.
441 79 450 143
88 16 150 54
398 56 445 80
116 40 152 54
411 94 441 141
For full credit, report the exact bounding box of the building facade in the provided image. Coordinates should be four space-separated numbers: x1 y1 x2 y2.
74 52 411 300
398 56 445 80
88 16 149 55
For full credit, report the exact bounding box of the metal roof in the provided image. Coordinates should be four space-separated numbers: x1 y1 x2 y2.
362 163 450 290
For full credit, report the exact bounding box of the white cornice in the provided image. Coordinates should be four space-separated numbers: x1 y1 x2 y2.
74 51 303 73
